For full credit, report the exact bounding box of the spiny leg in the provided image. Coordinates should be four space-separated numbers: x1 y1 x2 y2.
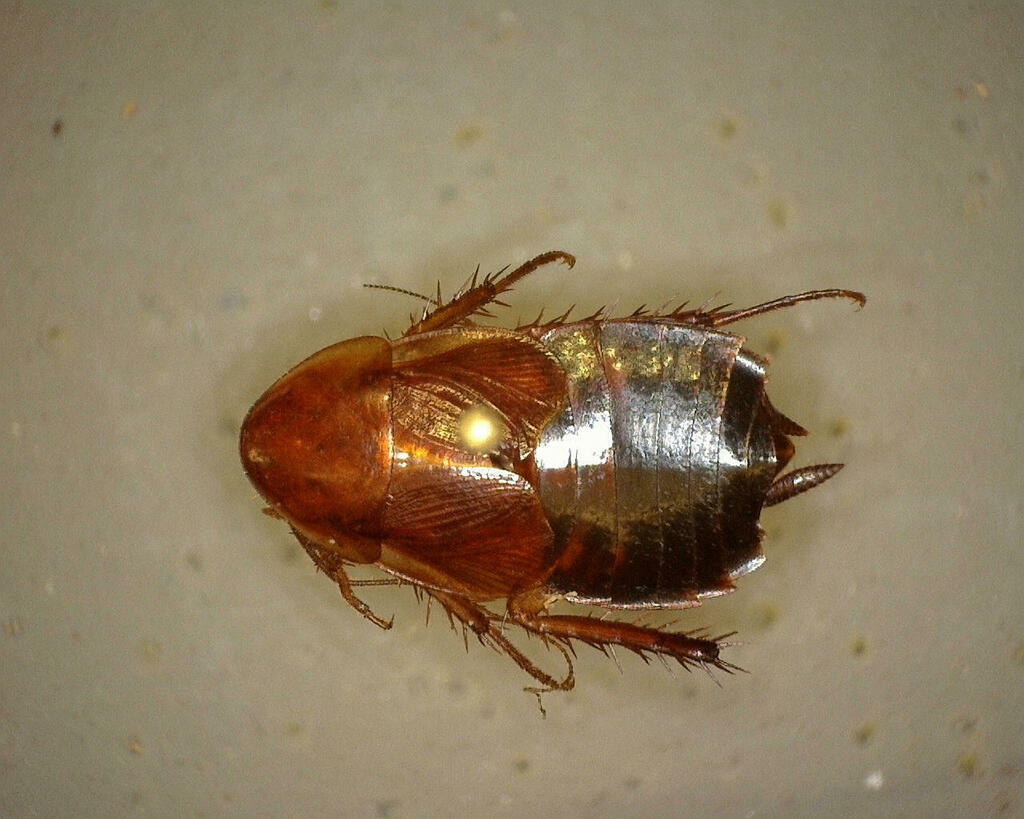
405 250 576 336
296 534 395 630
328 561 394 630
765 463 844 506
427 589 575 693
507 593 739 674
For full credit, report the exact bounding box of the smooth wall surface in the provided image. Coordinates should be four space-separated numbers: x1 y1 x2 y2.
2 3 1021 816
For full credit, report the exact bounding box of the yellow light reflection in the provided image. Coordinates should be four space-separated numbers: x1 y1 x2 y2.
458 405 506 453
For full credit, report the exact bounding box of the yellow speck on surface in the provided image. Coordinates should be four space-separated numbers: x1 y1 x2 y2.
829 418 851 438
854 722 876 745
766 197 789 228
454 124 484 148
852 635 868 657
755 601 779 629
957 752 979 779
122 100 137 119
716 116 738 140
763 331 786 355
136 637 162 663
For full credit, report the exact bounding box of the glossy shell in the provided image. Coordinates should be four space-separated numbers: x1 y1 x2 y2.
533 321 792 606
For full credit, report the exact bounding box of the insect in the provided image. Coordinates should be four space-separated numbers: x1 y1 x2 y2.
240 251 864 696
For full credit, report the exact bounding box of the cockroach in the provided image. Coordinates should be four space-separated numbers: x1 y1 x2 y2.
240 251 864 696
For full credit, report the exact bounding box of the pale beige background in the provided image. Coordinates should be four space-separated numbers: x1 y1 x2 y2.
2 3 1021 817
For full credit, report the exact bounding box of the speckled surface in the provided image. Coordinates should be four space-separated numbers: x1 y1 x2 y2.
2 3 1021 817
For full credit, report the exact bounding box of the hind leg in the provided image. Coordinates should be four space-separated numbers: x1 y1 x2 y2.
506 592 738 674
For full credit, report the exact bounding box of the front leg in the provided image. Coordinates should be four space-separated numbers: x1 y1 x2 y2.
296 534 395 630
507 592 739 674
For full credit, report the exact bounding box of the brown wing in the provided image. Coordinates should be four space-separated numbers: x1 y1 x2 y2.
382 328 566 599
390 327 567 454
380 464 552 599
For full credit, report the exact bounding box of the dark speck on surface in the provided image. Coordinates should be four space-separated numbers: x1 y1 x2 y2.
218 289 248 311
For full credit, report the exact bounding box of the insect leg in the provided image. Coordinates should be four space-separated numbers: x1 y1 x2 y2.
764 463 844 506
507 594 739 674
330 563 394 630
298 535 395 630
426 589 575 692
405 251 576 336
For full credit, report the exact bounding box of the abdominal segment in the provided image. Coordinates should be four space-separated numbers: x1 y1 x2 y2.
535 321 778 605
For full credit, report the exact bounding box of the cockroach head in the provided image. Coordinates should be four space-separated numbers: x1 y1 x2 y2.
240 336 392 563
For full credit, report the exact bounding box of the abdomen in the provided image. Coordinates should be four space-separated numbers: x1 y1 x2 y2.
534 321 783 607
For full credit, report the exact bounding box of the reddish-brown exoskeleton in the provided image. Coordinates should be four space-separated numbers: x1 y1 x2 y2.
240 251 864 697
